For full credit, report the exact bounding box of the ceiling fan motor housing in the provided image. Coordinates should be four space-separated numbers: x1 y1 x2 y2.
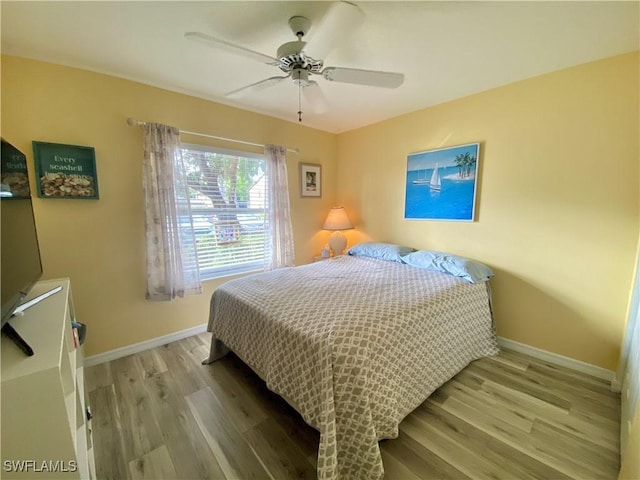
276 41 323 74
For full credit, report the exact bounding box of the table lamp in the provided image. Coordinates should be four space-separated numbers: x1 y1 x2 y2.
323 207 354 256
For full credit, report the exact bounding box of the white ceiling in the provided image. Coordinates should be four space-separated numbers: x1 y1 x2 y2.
1 1 638 133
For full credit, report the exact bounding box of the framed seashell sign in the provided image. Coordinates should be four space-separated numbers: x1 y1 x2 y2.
32 141 99 199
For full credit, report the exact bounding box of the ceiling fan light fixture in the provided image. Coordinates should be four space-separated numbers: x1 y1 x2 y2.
293 68 310 86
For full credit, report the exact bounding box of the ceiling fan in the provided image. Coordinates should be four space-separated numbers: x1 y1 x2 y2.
185 1 405 121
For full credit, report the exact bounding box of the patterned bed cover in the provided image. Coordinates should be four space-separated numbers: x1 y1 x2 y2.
206 255 498 480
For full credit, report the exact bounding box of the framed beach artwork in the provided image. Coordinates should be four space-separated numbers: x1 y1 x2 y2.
404 143 480 221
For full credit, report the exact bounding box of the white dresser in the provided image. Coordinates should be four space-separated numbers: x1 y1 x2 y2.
1 278 95 479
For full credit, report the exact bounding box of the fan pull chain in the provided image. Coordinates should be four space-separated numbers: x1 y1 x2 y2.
298 82 303 122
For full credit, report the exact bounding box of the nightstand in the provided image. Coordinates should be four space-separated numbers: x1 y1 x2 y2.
314 255 331 262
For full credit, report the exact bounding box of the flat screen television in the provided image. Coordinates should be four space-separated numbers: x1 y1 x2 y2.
1 138 43 328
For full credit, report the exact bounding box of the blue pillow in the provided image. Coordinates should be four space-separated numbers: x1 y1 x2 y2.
347 242 416 263
402 250 493 283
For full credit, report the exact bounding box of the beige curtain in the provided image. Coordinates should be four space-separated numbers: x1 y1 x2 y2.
142 123 202 300
264 144 295 270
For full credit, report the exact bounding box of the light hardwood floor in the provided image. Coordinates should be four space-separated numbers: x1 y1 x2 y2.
86 333 620 479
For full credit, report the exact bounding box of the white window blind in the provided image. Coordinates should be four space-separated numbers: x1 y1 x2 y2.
180 144 267 279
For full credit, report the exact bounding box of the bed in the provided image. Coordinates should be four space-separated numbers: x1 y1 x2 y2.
205 253 499 480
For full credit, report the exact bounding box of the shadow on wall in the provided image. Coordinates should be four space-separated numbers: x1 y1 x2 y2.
490 269 620 369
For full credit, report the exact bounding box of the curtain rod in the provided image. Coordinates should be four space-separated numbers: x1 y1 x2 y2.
126 117 299 154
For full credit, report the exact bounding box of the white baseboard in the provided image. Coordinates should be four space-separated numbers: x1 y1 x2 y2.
84 329 617 388
498 336 616 385
84 324 209 367
611 378 622 393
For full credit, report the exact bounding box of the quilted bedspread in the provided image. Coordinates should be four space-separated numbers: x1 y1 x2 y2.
206 255 499 480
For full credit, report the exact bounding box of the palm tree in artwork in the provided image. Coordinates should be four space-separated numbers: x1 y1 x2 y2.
464 153 477 178
454 152 477 178
454 153 465 177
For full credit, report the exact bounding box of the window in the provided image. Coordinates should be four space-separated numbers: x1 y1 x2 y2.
180 144 267 279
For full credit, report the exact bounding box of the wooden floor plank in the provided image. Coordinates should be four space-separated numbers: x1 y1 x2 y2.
487 348 530 371
380 431 471 480
89 385 129 480
475 373 619 452
501 348 616 394
195 331 212 347
477 375 571 417
242 417 317 480
179 335 212 366
128 445 179 480
111 355 164 463
440 394 609 479
401 411 518 480
438 378 536 432
186 386 273 480
466 361 574 410
88 339 621 480
482 356 620 415
144 371 226 480
217 353 321 462
85 362 113 393
526 361 618 397
136 347 168 379
531 419 620 477
420 400 573 480
156 342 209 397
379 450 423 480
196 357 270 433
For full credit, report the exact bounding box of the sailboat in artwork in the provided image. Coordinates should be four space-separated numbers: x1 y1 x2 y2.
429 163 441 191
412 169 430 185
412 163 443 189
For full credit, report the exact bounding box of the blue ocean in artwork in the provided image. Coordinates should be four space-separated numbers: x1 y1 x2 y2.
404 143 479 221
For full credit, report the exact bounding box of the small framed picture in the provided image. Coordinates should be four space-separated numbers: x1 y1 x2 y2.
33 141 99 199
299 162 322 198
214 221 241 245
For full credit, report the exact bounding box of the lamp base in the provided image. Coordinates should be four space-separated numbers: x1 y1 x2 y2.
328 230 347 256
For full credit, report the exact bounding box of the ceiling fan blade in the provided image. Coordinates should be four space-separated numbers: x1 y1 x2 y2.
321 67 405 88
302 81 328 114
185 32 279 65
303 1 364 60
225 75 290 98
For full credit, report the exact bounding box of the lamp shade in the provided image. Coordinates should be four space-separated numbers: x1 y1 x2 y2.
322 207 354 231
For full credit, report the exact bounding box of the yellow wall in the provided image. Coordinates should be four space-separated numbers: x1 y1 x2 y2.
336 52 640 370
1 55 337 356
2 53 639 370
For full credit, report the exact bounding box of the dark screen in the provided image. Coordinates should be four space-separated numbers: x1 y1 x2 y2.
1 139 43 324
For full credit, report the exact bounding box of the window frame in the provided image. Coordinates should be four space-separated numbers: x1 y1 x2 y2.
181 143 267 280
